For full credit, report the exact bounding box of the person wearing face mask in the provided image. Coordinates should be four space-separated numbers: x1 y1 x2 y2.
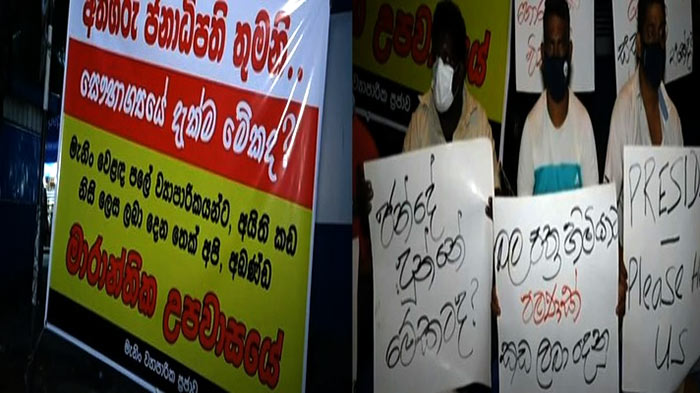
604 1 697 392
604 0 684 315
604 0 683 233
517 0 599 196
402 0 501 192
401 2 501 392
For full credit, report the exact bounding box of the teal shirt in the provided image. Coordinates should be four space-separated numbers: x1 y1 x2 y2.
533 163 582 195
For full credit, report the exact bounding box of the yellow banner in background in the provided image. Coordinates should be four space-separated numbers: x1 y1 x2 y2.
48 1 330 391
50 116 311 392
353 0 511 123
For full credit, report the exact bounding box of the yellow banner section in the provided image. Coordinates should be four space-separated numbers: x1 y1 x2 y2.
353 0 510 122
50 115 311 392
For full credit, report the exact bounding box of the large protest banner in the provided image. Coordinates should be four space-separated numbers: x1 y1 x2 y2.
44 0 330 392
513 0 595 93
494 184 619 393
352 0 511 129
622 147 700 392
612 0 693 93
364 139 494 393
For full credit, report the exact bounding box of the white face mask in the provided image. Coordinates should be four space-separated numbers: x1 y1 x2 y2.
432 57 455 113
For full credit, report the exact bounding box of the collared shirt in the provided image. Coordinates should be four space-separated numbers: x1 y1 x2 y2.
603 67 683 241
517 89 599 196
403 84 502 189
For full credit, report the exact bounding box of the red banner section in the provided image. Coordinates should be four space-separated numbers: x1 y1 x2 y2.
64 38 319 209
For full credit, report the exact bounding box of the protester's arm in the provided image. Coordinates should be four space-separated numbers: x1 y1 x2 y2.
486 195 500 317
491 271 500 317
617 245 628 317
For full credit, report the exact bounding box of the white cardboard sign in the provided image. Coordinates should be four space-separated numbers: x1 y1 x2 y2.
622 146 700 392
495 184 620 393
365 139 495 393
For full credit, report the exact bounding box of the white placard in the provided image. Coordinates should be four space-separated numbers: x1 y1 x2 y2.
612 0 693 93
665 0 694 83
514 0 595 93
495 184 620 393
622 146 700 392
365 139 495 393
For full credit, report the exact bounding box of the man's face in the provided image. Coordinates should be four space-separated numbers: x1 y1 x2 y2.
542 14 571 60
433 33 465 96
639 3 667 49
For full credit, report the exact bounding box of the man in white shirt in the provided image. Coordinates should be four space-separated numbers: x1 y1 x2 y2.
403 0 501 191
604 0 683 233
606 0 684 319
517 0 598 196
604 1 696 392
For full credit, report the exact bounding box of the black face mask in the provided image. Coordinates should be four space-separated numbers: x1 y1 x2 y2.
543 55 569 103
641 42 665 89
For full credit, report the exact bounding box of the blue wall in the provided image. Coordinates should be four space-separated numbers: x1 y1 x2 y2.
305 10 352 393
0 120 40 355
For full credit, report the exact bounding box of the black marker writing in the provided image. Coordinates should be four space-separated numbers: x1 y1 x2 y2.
385 282 479 369
375 154 443 249
627 256 683 311
500 328 610 389
628 152 700 228
395 212 466 305
692 252 699 294
655 324 687 370
500 339 532 384
495 205 617 286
